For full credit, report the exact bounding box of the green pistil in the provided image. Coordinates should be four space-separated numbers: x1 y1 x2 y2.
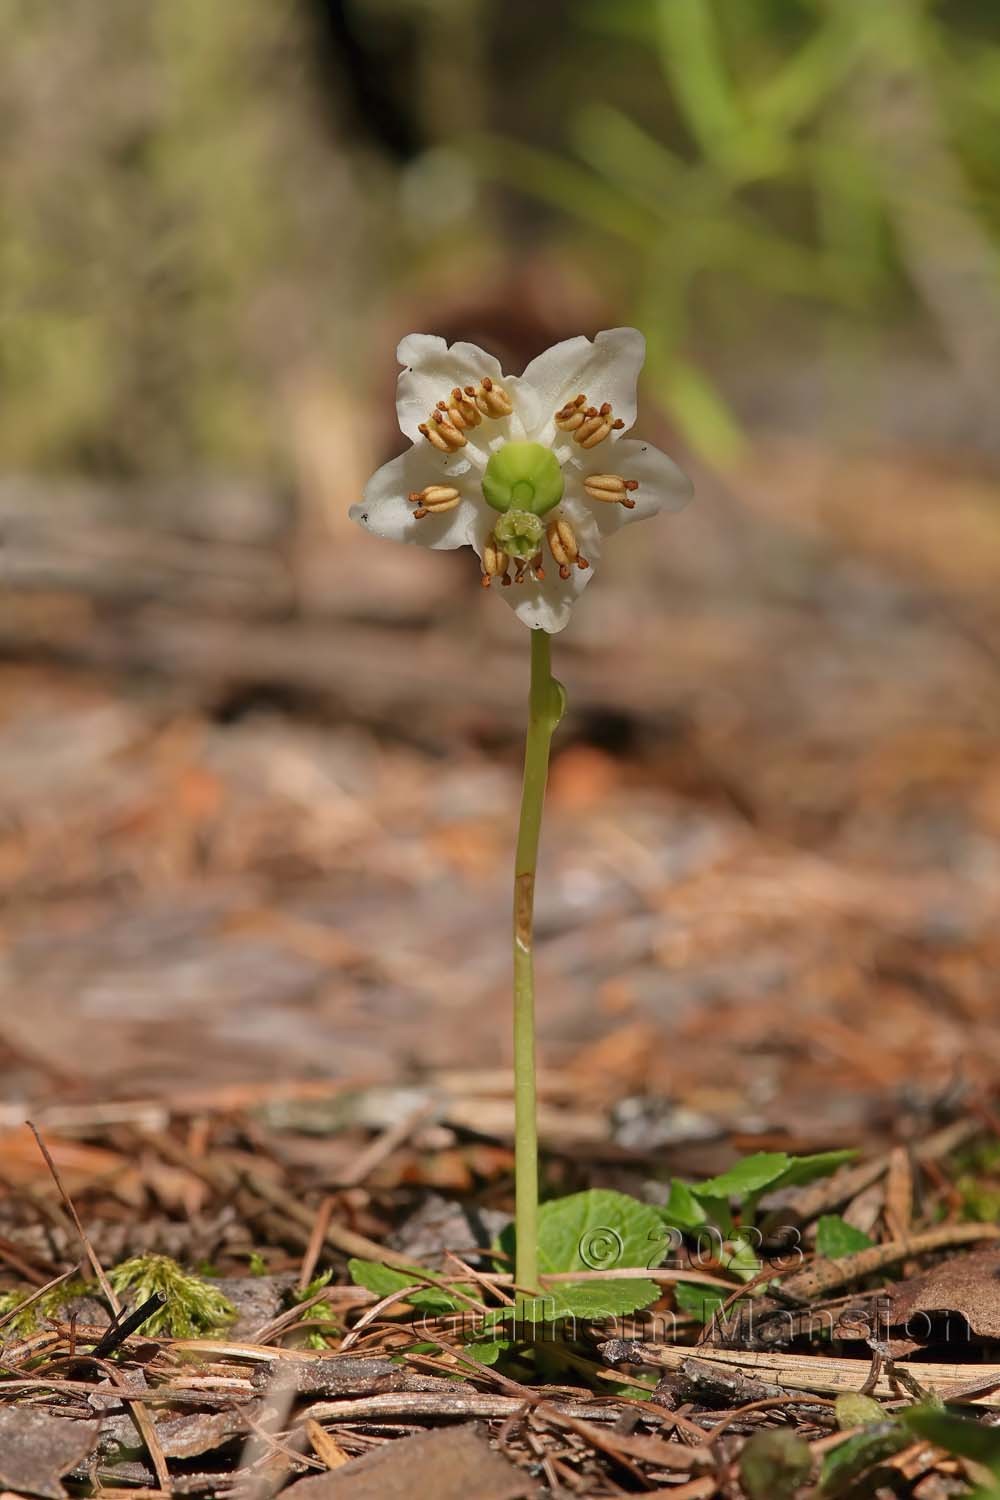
495 508 544 559
482 441 563 517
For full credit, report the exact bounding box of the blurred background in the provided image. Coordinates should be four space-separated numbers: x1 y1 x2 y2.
3 0 1000 1143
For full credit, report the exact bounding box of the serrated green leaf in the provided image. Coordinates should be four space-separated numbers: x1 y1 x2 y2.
347 1258 468 1314
532 1279 663 1321
816 1216 874 1259
901 1407 1000 1470
819 1424 909 1496
696 1152 791 1198
740 1428 812 1500
503 1190 667 1322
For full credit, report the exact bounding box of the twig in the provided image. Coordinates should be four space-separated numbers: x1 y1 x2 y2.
26 1122 121 1314
779 1221 1000 1301
610 1345 1000 1406
90 1293 167 1359
104 1361 173 1493
296 1196 335 1294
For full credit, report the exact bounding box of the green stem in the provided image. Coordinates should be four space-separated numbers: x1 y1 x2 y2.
513 628 565 1299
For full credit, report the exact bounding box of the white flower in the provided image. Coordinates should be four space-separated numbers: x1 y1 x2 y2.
350 328 693 633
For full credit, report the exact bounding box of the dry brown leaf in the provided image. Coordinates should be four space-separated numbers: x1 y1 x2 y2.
885 1246 1000 1354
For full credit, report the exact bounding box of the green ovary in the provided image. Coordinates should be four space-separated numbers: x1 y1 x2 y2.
495 509 544 559
482 441 563 517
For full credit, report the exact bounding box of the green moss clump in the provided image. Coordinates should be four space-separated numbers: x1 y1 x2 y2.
108 1255 235 1339
0 1278 93 1340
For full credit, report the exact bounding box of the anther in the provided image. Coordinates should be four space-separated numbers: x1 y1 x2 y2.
546 516 589 579
555 394 587 433
584 474 639 509
438 388 482 430
554 393 624 447
575 410 612 447
408 485 461 519
472 375 514 418
419 415 466 453
481 536 510 588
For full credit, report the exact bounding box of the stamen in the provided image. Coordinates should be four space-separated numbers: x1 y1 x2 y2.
418 415 466 453
554 392 625 448
584 474 639 509
408 485 461 519
481 535 511 588
546 516 590 579
420 378 512 449
472 376 514 418
554 394 588 433
439 388 482 430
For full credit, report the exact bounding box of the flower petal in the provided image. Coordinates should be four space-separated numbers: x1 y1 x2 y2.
511 327 646 450
470 500 602 634
350 447 480 550
567 436 692 538
394 334 525 464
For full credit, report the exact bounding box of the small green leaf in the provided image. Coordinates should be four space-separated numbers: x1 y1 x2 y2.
819 1424 909 1496
463 1339 506 1365
662 1178 710 1231
722 1234 765 1283
768 1150 858 1192
696 1153 791 1199
347 1259 467 1315
740 1428 812 1500
835 1392 886 1430
674 1282 729 1323
901 1407 1000 1469
816 1216 874 1259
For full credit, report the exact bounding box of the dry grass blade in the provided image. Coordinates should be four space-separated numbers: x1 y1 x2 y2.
26 1121 120 1314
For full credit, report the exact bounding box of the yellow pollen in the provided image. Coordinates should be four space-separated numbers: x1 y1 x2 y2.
546 516 590 579
584 474 639 508
554 392 625 448
419 415 466 453
420 377 512 450
481 536 511 587
408 485 461 519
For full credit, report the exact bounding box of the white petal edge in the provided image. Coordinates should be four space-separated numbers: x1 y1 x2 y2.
469 498 602 634
565 436 693 538
510 327 647 451
350 446 480 551
394 334 527 462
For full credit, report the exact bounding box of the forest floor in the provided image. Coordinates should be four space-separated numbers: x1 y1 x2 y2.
1 435 1000 1495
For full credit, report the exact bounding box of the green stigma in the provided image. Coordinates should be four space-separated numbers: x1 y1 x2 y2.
494 508 544 559
482 441 563 517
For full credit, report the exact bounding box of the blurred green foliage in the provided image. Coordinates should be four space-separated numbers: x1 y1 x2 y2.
476 0 1000 455
0 0 384 476
3 0 1000 476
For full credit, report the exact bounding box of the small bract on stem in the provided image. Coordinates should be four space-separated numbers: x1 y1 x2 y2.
352 328 692 1313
